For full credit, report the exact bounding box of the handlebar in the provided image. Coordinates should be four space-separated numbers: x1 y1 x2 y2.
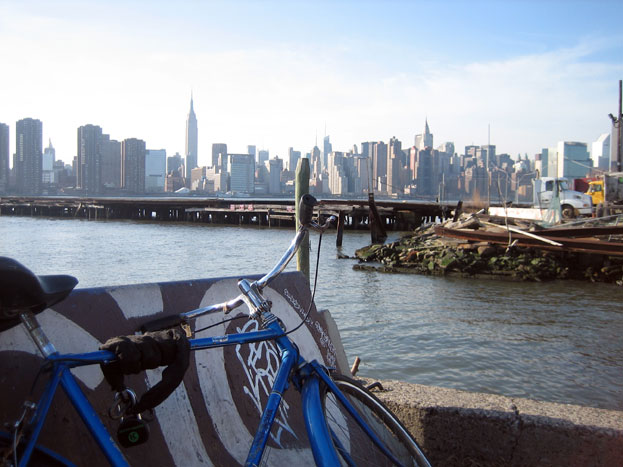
140 195 334 333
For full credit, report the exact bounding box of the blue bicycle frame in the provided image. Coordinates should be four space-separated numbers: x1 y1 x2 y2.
19 315 404 467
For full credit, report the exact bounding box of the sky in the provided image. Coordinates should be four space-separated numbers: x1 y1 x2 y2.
1 0 622 166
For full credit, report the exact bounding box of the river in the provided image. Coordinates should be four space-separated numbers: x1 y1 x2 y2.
1 215 622 411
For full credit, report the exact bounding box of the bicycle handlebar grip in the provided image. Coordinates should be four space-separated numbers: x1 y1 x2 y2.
139 314 185 333
298 194 317 226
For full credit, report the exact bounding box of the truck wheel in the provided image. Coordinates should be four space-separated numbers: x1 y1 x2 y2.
561 204 575 219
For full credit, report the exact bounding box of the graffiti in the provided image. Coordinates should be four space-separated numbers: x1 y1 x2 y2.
235 319 298 448
283 288 337 368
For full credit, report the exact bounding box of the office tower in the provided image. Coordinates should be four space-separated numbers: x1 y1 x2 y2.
167 152 184 175
42 139 55 185
267 157 283 194
288 147 301 172
592 134 611 172
15 118 43 195
371 141 388 193
415 119 433 150
388 137 404 195
77 124 103 194
212 143 227 169
185 94 198 183
145 149 167 193
556 141 591 179
323 135 332 170
0 123 9 193
258 149 269 166
229 153 255 193
101 134 122 188
247 145 256 160
122 138 146 193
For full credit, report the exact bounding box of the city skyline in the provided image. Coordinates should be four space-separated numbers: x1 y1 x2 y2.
1 0 622 165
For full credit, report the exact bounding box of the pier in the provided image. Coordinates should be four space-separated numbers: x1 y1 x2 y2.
0 195 446 231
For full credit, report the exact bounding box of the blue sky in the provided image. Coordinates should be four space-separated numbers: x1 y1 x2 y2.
1 0 622 165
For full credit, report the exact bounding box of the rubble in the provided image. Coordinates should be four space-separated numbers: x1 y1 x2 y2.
352 216 623 285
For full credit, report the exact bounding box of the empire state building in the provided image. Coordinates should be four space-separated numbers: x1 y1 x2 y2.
185 94 198 185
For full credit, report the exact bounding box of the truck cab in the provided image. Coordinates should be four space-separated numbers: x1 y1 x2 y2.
586 180 605 205
533 177 593 219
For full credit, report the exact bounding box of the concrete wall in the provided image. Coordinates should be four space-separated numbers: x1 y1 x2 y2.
361 378 623 467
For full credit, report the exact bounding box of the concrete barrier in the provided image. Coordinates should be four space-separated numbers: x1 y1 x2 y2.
0 271 348 466
361 378 623 467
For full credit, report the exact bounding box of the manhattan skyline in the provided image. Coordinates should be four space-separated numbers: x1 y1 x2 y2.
1 0 622 165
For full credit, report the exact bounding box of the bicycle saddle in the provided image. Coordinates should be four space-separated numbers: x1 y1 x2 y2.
0 257 78 331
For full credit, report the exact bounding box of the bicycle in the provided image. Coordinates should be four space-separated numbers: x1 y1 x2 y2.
0 194 431 466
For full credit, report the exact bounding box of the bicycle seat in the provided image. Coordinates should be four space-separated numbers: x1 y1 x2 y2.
0 257 78 331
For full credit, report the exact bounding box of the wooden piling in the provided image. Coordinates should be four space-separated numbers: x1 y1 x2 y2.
336 211 345 247
295 158 310 283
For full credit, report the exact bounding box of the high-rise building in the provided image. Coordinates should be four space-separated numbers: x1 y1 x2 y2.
229 153 255 193
556 141 591 179
415 119 433 150
371 141 387 193
592 133 611 172
167 152 184 176
247 145 257 160
323 135 332 170
15 118 43 195
288 147 301 172
42 139 56 185
267 157 283 194
77 124 103 194
258 149 269 166
185 94 198 184
0 123 9 193
122 138 146 193
101 134 122 188
145 149 167 193
212 143 227 170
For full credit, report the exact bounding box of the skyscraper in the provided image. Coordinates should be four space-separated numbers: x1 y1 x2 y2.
0 123 8 193
415 119 433 150
323 135 332 170
229 153 255 193
185 94 198 184
212 143 227 170
15 118 43 195
101 134 122 188
122 138 146 193
77 124 103 194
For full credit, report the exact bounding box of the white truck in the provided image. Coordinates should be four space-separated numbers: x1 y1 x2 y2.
488 177 592 222
532 177 593 219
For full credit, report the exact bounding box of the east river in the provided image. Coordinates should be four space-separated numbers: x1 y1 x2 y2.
1 215 622 411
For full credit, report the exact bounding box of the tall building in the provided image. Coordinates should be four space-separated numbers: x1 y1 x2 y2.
415 119 433 150
122 138 146 193
145 149 167 193
247 145 256 160
258 149 269 166
592 133 611 172
15 118 43 195
77 124 103 194
101 134 122 188
185 94 198 184
0 123 9 193
323 135 332 170
229 153 255 193
167 152 184 175
42 139 56 185
212 143 227 170
288 147 301 172
267 157 283 194
556 141 591 179
371 141 387 193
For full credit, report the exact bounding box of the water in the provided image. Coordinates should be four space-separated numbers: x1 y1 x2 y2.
1 216 622 411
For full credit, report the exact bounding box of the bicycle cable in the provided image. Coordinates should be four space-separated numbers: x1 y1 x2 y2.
283 229 323 336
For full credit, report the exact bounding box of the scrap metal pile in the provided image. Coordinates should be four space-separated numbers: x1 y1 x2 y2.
353 213 623 284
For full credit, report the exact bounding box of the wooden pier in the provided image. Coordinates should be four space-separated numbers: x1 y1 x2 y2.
0 196 446 231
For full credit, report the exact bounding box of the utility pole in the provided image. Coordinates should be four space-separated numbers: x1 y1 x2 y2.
609 80 622 172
